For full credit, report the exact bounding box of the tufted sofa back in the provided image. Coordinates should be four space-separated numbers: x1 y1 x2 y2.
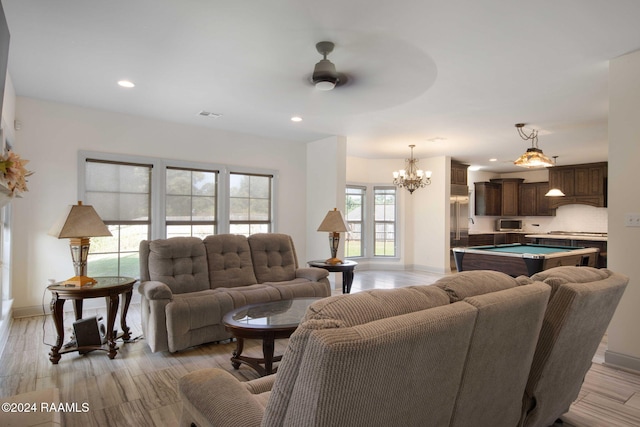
248 233 298 283
203 234 258 288
141 237 210 294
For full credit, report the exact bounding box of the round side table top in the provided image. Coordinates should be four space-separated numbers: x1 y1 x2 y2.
47 276 136 297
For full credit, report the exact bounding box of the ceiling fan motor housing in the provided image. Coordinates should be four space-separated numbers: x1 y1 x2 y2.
313 59 339 90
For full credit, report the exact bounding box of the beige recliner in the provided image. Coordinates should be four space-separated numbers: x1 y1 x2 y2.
519 266 628 427
179 271 552 427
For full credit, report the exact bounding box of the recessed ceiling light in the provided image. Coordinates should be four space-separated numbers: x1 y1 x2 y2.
291 116 303 122
117 80 135 88
489 158 498 162
198 111 223 118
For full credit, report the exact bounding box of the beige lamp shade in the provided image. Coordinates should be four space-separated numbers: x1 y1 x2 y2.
317 208 349 232
48 201 112 239
49 201 111 287
317 208 349 265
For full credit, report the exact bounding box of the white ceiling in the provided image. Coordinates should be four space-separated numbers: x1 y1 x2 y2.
3 0 640 172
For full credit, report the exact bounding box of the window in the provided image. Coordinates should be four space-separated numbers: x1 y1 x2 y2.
166 167 218 238
85 159 152 278
229 172 272 236
374 186 396 257
80 151 278 278
345 186 365 257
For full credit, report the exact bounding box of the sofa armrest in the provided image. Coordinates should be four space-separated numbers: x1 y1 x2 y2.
138 280 173 300
244 374 277 394
296 267 330 282
179 369 265 427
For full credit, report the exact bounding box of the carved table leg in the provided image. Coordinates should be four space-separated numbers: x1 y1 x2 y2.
119 290 132 341
231 337 244 369
105 294 120 359
49 295 65 364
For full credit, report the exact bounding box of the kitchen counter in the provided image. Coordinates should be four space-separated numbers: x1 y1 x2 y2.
525 233 607 242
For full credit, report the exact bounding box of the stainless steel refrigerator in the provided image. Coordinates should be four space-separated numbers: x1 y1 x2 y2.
450 185 469 270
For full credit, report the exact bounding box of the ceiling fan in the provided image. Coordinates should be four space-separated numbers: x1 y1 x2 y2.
311 41 348 91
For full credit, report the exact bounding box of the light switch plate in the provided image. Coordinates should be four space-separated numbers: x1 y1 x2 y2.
624 213 640 227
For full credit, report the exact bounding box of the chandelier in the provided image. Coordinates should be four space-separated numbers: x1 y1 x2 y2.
513 123 554 168
392 145 432 194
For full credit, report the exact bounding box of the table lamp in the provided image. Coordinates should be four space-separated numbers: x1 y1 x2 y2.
317 208 350 265
48 201 112 287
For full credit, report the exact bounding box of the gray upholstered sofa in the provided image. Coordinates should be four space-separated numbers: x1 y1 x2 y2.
178 266 628 427
138 233 331 353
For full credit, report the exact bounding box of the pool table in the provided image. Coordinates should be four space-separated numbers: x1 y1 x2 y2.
452 243 600 277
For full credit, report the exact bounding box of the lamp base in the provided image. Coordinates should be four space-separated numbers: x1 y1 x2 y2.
324 257 343 265
63 275 97 287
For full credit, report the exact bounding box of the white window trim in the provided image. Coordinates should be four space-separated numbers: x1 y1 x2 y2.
345 184 366 259
346 182 400 261
78 150 279 239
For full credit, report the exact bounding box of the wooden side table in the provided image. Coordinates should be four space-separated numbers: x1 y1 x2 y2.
47 276 135 364
307 260 357 294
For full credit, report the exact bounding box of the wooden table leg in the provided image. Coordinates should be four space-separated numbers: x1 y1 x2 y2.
72 299 83 321
119 290 132 341
231 337 244 370
105 294 120 359
263 335 276 375
343 269 355 294
48 295 65 364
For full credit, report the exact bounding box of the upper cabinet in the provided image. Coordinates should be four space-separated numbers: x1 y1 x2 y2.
519 182 554 216
451 161 469 185
476 179 554 216
474 181 501 216
496 178 523 216
548 162 607 208
474 178 523 216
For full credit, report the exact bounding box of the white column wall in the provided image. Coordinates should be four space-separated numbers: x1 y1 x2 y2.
605 49 640 370
410 156 449 273
306 136 347 264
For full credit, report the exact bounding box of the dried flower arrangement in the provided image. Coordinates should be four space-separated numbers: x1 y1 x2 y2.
0 150 33 197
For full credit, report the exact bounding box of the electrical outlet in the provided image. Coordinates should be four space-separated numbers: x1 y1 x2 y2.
624 213 640 227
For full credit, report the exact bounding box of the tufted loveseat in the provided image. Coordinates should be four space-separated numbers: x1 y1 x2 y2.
138 233 331 353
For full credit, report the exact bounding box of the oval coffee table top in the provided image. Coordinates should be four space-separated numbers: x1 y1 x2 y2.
223 297 322 332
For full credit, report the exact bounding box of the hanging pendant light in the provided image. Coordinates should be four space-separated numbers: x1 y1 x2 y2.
545 156 565 197
392 145 432 194
513 123 555 168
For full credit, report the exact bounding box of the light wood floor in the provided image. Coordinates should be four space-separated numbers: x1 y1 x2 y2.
1 270 640 427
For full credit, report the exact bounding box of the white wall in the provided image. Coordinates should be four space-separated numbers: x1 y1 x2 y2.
11 97 310 312
605 49 640 370
411 156 449 273
306 136 347 264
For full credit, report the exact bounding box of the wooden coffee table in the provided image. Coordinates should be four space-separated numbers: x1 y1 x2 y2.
223 297 322 376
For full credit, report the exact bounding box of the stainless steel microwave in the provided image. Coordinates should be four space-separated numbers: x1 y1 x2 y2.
495 218 523 231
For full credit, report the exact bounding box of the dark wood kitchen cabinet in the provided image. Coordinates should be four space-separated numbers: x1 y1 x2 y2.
475 178 523 216
497 178 523 216
519 182 554 216
451 161 469 185
474 181 501 216
548 162 607 209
